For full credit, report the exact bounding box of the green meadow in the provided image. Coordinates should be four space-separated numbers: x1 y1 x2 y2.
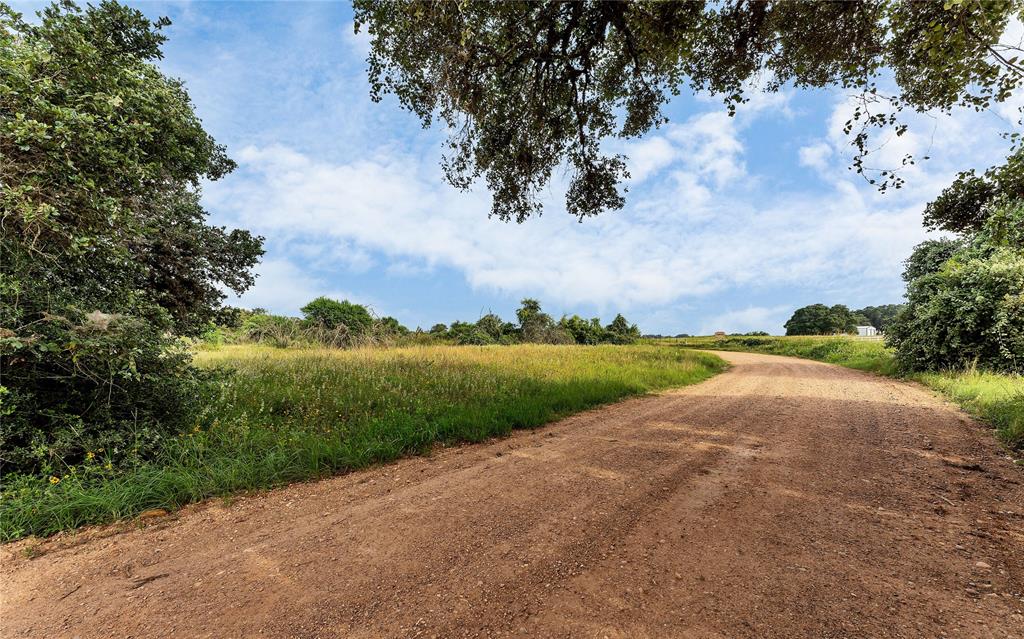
1 344 725 540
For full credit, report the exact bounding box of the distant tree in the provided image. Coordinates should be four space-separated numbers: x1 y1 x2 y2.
852 304 906 332
446 320 494 345
784 304 836 336
829 305 857 334
559 315 606 345
605 313 641 344
851 313 873 327
429 323 448 336
475 313 506 340
301 297 373 334
378 316 408 335
516 298 556 341
354 1 1024 221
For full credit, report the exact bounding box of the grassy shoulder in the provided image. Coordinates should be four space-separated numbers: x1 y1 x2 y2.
1 344 726 541
669 335 1023 452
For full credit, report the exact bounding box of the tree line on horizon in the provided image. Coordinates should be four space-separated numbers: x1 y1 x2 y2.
209 297 642 349
784 304 905 336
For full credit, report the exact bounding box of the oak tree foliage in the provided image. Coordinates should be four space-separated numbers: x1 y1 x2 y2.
354 0 1024 221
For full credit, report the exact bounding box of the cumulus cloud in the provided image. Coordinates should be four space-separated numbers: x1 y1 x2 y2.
192 21 1018 331
206 127 933 319
224 258 366 314
798 142 832 172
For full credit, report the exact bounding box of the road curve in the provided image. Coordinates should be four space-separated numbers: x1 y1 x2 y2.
2 351 1022 638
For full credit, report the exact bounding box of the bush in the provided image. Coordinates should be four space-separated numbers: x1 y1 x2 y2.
560 315 606 345
1 3 260 476
0 306 202 476
887 247 1024 373
300 297 373 334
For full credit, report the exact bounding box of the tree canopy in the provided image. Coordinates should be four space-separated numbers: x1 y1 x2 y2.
354 0 1024 222
784 304 857 336
301 297 374 334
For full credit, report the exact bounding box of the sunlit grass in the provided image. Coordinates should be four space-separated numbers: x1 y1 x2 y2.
1 344 726 540
668 335 1023 451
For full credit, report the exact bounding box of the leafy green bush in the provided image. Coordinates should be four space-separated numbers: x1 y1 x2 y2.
0 305 202 476
1 3 261 475
888 247 1024 373
888 203 1024 373
560 315 606 345
300 297 373 334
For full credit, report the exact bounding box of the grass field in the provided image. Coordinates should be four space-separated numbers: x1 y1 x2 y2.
669 335 1024 452
1 344 726 540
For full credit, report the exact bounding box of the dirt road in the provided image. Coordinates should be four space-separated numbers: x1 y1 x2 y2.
2 351 1022 638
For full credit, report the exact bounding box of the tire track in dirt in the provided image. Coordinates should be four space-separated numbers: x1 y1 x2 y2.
2 352 1021 638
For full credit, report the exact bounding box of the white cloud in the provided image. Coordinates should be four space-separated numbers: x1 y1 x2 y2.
798 142 832 172
624 136 676 183
206 133 932 317
224 258 364 315
342 20 372 58
200 69 1016 330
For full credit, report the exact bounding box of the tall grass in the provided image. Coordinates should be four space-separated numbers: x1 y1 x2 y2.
1 344 725 540
670 335 1023 451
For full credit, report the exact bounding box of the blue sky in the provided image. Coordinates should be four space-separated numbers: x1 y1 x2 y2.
15 2 1024 334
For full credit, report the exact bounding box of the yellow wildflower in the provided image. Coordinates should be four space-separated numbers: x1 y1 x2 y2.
85 451 95 460
49 476 61 484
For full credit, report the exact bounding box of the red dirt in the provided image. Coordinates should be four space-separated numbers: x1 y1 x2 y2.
2 351 1022 638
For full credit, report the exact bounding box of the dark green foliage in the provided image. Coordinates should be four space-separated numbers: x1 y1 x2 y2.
887 203 1024 373
300 297 373 335
1 2 261 475
784 304 856 336
923 149 1024 234
852 304 906 332
605 314 642 344
446 321 483 344
560 315 606 345
902 238 967 282
354 0 1023 220
378 316 409 335
0 307 202 476
474 313 508 341
429 323 449 336
514 299 558 342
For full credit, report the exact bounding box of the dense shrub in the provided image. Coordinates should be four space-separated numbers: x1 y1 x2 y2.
888 203 1024 373
560 315 606 345
300 297 373 334
1 3 261 475
887 247 1024 373
0 306 202 476
605 314 642 344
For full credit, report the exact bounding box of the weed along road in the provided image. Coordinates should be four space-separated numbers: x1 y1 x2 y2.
3 352 1022 638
